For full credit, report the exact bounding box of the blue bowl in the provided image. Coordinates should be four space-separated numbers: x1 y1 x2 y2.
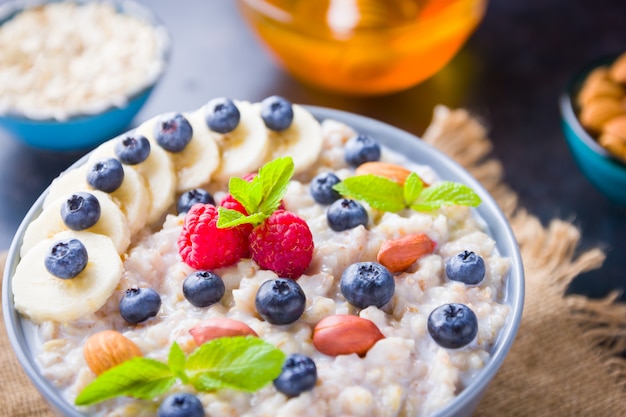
0 0 171 152
559 55 626 206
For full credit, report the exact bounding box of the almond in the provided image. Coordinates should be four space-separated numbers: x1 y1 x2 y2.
578 74 624 107
83 330 142 375
609 52 626 84
579 96 626 132
189 318 258 346
602 114 626 140
355 161 412 184
377 233 435 272
599 132 626 161
313 315 384 357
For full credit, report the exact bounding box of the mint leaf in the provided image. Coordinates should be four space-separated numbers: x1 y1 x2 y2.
168 342 188 384
186 336 286 392
229 177 261 213
217 207 267 228
217 157 295 229
74 358 175 406
403 173 424 206
411 181 481 211
257 157 294 214
334 175 405 213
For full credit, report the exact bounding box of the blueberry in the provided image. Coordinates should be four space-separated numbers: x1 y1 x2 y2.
445 251 486 285
119 287 161 324
115 134 151 165
86 158 124 193
260 95 294 131
183 271 225 307
326 198 368 231
273 353 317 397
44 238 88 279
60 191 101 230
158 393 205 417
154 113 193 153
255 278 306 325
340 262 395 309
205 97 240 133
427 303 478 349
310 172 341 205
344 133 381 167
177 188 215 214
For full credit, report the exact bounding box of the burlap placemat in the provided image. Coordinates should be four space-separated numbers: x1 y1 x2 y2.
1 107 625 416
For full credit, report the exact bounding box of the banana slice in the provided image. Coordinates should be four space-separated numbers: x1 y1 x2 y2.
135 113 220 192
206 100 270 182
12 230 123 324
21 190 130 257
89 138 177 226
44 162 150 235
256 103 323 174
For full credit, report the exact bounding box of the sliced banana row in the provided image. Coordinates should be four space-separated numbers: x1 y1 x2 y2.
14 98 324 323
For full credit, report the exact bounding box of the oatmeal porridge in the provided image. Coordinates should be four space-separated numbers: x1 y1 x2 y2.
11 97 511 417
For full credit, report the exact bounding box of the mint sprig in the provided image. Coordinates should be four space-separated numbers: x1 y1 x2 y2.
75 336 285 407
217 157 294 229
333 172 481 213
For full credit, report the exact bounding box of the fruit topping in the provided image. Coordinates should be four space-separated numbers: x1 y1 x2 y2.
178 204 249 270
60 191 101 231
255 278 306 325
44 238 88 279
273 353 317 397
177 188 215 215
326 198 368 231
183 271 225 308
260 95 294 132
114 133 151 165
427 303 478 349
86 158 124 193
310 171 342 205
340 262 395 309
312 315 384 357
344 133 381 167
205 97 241 133
376 233 436 273
249 209 314 279
119 287 161 324
158 393 205 417
154 113 194 153
83 330 142 376
445 251 486 285
189 318 258 345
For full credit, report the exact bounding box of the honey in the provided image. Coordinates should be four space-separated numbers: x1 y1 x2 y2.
238 0 487 95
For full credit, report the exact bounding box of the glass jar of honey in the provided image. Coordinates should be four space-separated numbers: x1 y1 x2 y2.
237 0 487 95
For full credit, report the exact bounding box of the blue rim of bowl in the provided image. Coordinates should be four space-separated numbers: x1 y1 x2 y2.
2 105 525 417
559 54 626 169
0 0 171 122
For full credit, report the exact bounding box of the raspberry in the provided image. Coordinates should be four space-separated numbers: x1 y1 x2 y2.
249 210 314 279
178 204 249 270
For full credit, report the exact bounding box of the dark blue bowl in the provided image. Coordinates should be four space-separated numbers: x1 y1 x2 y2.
559 55 626 206
0 0 170 152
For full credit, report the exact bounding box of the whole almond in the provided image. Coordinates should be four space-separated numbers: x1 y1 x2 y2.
377 233 436 272
355 161 412 184
599 133 626 161
579 97 626 131
602 114 626 140
83 330 142 375
313 315 384 357
609 52 626 84
578 75 624 107
189 318 258 346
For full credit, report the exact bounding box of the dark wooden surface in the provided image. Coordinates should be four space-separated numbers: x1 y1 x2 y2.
1 0 625 299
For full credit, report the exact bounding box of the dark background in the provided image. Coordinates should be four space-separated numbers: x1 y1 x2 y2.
0 0 625 299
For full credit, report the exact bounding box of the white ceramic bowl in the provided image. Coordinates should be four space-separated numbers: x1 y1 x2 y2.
2 106 524 417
